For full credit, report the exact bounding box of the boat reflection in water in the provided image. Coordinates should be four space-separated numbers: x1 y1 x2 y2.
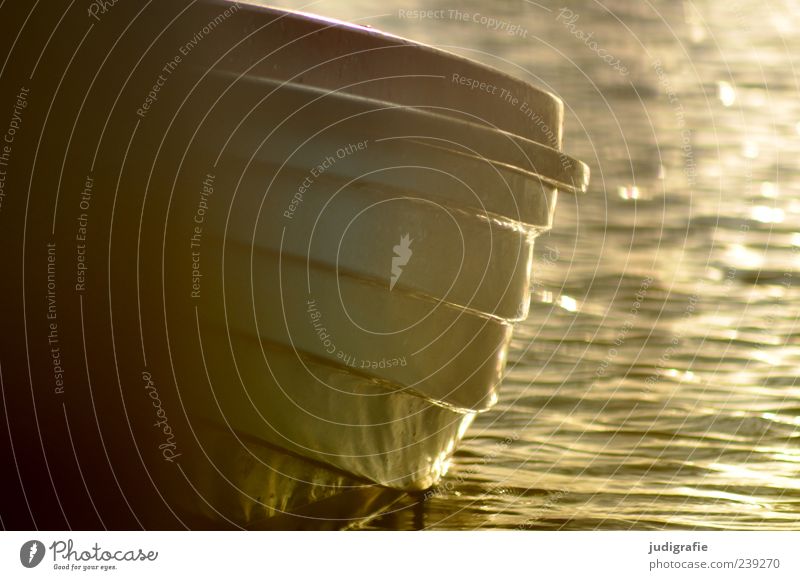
0 0 586 529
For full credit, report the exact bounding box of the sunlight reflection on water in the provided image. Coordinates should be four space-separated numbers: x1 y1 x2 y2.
270 0 800 530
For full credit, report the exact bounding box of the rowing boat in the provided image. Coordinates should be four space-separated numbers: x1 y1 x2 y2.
0 0 587 529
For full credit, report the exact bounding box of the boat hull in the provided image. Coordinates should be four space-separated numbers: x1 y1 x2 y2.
0 0 587 529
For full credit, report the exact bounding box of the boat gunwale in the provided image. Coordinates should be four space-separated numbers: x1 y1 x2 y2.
203 69 590 195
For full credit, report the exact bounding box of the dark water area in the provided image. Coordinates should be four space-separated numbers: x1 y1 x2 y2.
269 0 800 530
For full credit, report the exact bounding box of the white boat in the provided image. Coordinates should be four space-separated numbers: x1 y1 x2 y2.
160 1 588 525
1 0 587 529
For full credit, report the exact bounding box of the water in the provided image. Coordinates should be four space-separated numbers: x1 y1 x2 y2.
266 0 800 529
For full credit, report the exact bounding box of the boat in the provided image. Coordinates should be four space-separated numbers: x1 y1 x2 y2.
0 0 587 529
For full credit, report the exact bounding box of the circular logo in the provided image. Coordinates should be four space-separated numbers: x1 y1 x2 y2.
19 540 45 568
